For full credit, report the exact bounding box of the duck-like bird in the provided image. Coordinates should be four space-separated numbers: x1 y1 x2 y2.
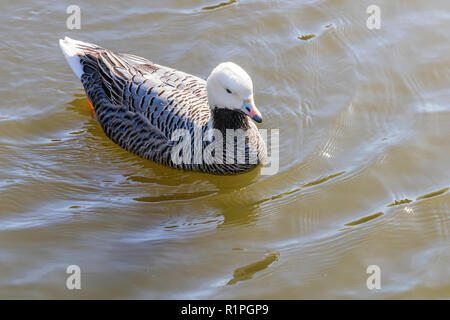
59 37 266 174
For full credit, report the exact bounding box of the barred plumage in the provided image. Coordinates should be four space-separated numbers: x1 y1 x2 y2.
59 37 266 174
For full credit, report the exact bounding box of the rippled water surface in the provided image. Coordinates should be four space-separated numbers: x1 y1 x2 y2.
1 0 449 299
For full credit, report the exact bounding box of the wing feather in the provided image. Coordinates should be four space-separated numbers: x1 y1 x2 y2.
77 45 211 140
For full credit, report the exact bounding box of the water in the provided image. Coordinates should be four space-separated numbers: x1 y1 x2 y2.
0 0 449 299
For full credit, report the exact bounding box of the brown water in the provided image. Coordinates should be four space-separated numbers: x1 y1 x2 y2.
0 0 449 299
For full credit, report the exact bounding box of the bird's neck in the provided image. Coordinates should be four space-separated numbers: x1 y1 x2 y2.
212 108 250 133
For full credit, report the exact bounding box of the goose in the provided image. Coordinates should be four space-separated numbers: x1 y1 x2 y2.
59 37 267 174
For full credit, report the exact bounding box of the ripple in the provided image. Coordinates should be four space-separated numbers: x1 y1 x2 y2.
417 187 449 201
387 199 413 207
298 34 316 41
202 0 237 11
303 171 346 188
133 191 216 203
344 212 384 227
227 252 279 285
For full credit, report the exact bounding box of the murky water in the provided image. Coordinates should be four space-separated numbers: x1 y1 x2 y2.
0 0 449 299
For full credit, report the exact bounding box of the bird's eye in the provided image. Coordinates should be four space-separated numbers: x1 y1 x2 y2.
226 88 232 94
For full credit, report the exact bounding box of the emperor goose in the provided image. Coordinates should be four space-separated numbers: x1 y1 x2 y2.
59 37 267 174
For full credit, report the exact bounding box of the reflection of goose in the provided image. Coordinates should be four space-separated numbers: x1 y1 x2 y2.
59 37 266 174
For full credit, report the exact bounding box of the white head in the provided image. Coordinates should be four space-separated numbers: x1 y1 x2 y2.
206 62 262 123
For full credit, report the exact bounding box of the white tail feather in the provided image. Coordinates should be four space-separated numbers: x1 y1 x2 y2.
59 36 86 79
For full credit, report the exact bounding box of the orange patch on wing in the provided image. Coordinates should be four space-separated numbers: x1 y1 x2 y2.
86 99 96 119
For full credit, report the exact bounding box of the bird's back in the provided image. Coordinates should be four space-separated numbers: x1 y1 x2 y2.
61 37 212 139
